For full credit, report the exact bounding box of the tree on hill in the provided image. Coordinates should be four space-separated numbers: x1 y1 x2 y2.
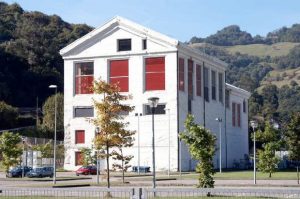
180 114 216 188
93 79 134 188
0 101 18 129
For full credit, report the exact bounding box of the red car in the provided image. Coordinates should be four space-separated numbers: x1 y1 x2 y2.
76 166 97 176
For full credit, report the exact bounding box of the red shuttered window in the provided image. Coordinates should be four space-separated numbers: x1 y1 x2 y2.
145 57 165 91
75 62 94 94
237 104 241 127
232 102 236 127
179 58 185 91
196 64 201 96
188 59 193 98
75 130 85 144
75 152 83 166
109 60 129 92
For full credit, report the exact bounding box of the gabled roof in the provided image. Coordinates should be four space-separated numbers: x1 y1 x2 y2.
59 16 179 56
226 83 251 98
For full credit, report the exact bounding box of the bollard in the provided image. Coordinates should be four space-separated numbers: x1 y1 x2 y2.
139 188 143 199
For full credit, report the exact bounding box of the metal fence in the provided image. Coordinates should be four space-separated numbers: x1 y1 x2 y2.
0 188 134 198
1 187 300 198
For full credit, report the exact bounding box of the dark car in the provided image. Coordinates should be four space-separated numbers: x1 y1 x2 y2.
76 166 97 176
6 166 32 178
26 167 54 178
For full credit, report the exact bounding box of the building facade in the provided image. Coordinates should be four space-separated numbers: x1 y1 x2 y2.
60 16 250 171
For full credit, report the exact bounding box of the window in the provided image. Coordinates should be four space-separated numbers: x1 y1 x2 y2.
75 130 85 144
243 100 247 113
118 39 131 51
218 73 223 103
188 99 192 113
196 64 201 96
144 104 166 115
204 67 209 102
232 102 236 127
211 70 216 100
109 59 129 92
225 89 230 108
75 62 94 94
145 57 165 91
142 39 147 50
74 107 94 117
237 104 241 127
188 59 193 98
178 58 185 91
75 152 82 166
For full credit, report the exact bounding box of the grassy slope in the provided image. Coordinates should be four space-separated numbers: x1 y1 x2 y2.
225 42 299 57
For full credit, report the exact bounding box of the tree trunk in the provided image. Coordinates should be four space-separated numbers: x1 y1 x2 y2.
122 159 125 183
269 172 271 178
106 144 110 188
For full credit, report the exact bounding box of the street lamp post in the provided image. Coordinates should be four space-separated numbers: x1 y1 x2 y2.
250 120 258 185
164 108 171 177
216 118 222 173
135 113 142 175
49 84 57 185
95 127 101 184
148 97 159 192
21 137 26 178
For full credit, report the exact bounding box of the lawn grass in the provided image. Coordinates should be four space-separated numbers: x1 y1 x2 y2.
0 197 274 199
225 42 299 57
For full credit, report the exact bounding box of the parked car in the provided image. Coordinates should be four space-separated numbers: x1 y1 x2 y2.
26 167 54 178
6 166 32 178
76 166 97 176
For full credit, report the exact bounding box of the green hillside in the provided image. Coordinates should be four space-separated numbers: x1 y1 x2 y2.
226 42 299 57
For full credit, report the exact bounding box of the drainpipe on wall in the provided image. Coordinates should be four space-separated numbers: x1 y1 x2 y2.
176 50 180 172
224 71 228 169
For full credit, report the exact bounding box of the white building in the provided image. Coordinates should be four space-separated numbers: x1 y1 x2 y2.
60 16 251 171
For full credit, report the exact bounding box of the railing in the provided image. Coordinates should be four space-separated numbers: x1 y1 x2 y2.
1 187 300 198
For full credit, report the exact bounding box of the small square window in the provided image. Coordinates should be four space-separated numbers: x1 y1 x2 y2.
118 39 131 51
142 39 147 50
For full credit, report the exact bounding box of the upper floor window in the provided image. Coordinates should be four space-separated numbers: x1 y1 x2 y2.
225 89 230 108
204 67 209 102
211 70 216 100
118 39 131 51
196 64 201 96
109 59 129 92
74 107 94 118
188 59 194 98
243 100 247 113
237 103 241 127
75 130 85 144
232 102 236 126
142 39 147 50
218 73 224 104
178 58 185 91
75 62 94 94
145 57 165 91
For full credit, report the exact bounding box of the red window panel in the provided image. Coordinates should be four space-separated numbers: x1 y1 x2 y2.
145 57 165 91
75 62 94 95
75 130 85 144
75 76 94 94
196 64 201 96
75 152 83 166
232 102 236 127
237 104 241 127
109 60 129 92
188 59 193 97
179 58 185 91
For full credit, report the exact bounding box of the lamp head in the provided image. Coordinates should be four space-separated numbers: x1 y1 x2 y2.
148 97 159 108
250 120 258 128
49 85 57 89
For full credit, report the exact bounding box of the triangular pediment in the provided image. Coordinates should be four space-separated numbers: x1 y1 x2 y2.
60 16 179 58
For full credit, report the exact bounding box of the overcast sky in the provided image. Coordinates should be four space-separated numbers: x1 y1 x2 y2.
4 0 300 41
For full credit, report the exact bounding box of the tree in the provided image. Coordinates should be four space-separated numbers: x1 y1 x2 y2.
285 112 300 167
112 131 134 183
0 101 18 129
42 93 64 131
79 147 94 167
93 79 134 188
180 114 216 188
255 121 281 178
0 131 23 174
